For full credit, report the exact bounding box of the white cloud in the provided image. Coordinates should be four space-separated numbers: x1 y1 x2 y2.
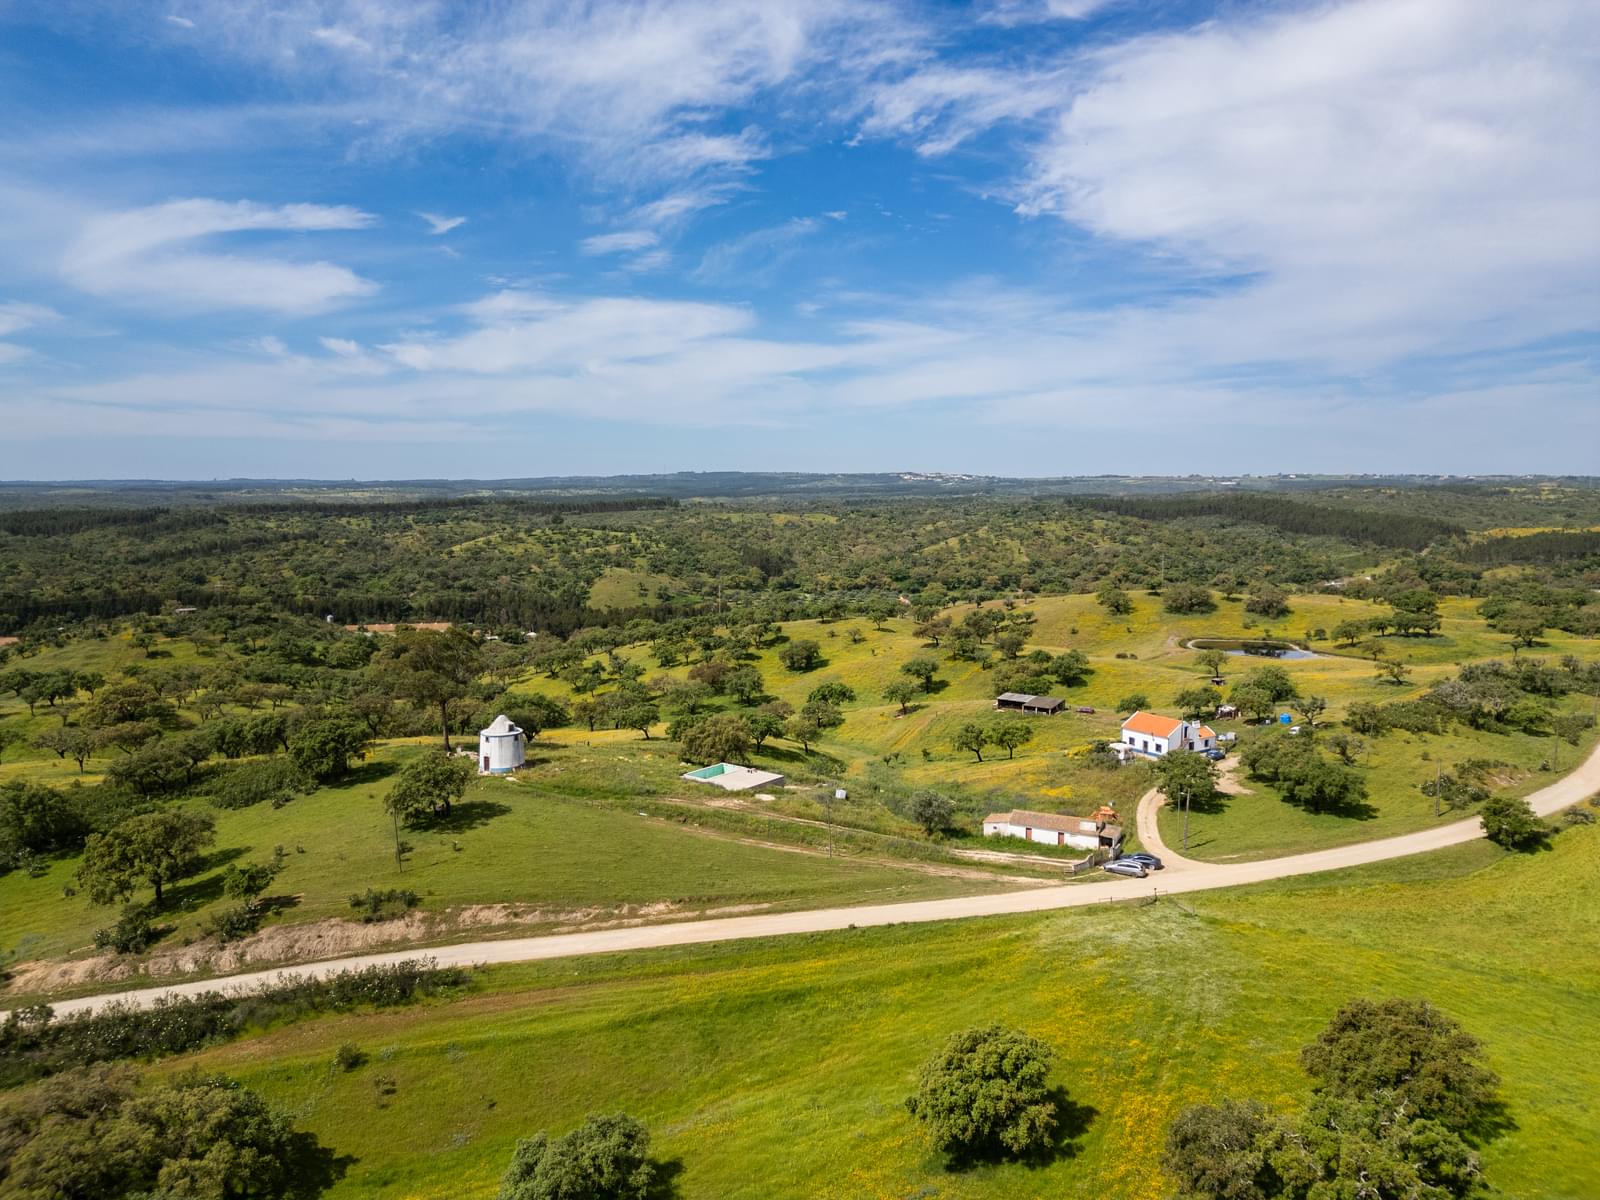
579 230 659 256
417 212 466 235
1007 0 1600 370
62 198 378 314
165 14 194 29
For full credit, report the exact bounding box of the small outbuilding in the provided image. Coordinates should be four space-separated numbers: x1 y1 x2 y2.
995 692 1065 715
981 809 1123 852
477 714 526 775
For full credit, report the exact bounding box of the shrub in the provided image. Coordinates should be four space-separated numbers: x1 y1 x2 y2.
203 900 264 944
1480 795 1548 850
905 1025 1058 1160
221 860 280 899
202 757 310 809
92 904 158 955
0 959 469 1087
335 1041 367 1071
907 790 955 836
349 887 422 923
498 1113 656 1200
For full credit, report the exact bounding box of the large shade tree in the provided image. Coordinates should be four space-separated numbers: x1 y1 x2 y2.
77 808 216 907
372 628 483 751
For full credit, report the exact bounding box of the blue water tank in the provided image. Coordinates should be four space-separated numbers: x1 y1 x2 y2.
1279 712 1292 724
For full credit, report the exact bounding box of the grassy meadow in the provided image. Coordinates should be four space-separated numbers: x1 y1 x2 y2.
138 819 1600 1200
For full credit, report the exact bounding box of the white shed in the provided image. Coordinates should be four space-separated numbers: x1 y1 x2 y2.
477 714 525 775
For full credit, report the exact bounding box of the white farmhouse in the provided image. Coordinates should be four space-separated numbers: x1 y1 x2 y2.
981 809 1123 852
1114 711 1217 760
477 714 525 775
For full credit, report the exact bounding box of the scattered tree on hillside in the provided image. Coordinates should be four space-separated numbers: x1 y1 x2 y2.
1195 648 1228 678
1116 692 1150 715
807 680 856 707
901 655 941 693
1245 587 1291 619
385 752 475 825
1165 997 1499 1200
747 710 786 749
952 722 989 763
680 713 753 763
77 808 216 907
785 713 820 753
1096 583 1133 615
777 639 823 672
1163 584 1216 615
372 627 484 751
1301 997 1501 1129
906 1025 1058 1160
1173 686 1222 722
287 717 370 783
989 716 1033 760
884 680 919 715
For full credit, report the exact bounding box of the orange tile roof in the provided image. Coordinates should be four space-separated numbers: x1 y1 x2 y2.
1194 724 1217 739
1121 710 1184 738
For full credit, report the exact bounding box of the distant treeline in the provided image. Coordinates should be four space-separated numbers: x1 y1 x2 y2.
1461 530 1600 564
0 507 226 538
0 585 699 637
1070 493 1462 550
0 495 675 536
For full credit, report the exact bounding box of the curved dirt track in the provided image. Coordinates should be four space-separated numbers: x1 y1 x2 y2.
15 739 1600 1021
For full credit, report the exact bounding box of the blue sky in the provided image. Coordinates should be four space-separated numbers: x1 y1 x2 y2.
0 0 1596 480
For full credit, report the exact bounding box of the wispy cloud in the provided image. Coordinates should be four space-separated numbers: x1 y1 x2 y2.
693 218 823 284
0 301 60 365
579 230 659 256
62 199 378 314
417 212 466 235
159 1 915 186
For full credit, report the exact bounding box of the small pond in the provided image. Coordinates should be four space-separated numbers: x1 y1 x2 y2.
1186 637 1318 660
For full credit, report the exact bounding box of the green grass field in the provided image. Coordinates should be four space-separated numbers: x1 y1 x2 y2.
0 737 1021 992
138 819 1600 1200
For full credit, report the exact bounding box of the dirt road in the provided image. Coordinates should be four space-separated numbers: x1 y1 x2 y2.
15 739 1599 1021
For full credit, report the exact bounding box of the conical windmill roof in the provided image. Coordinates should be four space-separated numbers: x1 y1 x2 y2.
481 714 521 736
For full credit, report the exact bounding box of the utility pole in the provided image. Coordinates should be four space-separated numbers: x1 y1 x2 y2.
1181 788 1190 854
392 810 403 871
1434 762 1441 818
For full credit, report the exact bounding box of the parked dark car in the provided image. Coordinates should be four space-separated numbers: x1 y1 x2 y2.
1204 747 1226 761
1103 859 1148 879
1121 852 1163 870
1075 706 1096 714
